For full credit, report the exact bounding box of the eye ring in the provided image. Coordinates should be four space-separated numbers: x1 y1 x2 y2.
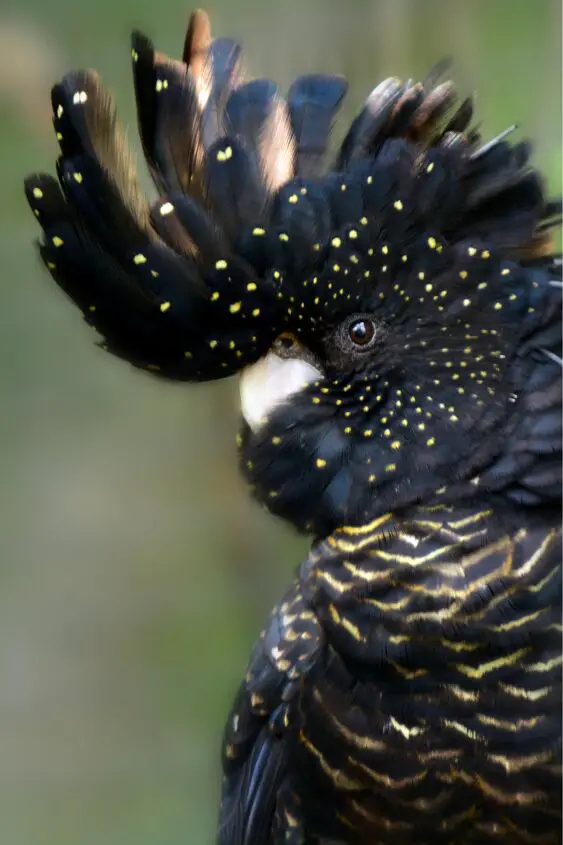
348 317 376 348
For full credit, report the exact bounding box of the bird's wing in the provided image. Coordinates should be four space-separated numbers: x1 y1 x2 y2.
288 505 562 842
218 580 325 845
218 504 561 844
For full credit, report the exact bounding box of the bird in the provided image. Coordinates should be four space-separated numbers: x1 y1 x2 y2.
24 9 561 845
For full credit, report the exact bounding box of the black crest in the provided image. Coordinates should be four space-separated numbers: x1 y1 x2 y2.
24 11 560 383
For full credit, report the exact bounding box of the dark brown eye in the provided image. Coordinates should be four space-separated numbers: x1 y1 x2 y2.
348 318 375 347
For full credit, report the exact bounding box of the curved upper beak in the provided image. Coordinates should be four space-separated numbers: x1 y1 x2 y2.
239 349 323 432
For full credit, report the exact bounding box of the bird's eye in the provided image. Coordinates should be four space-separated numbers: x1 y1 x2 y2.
348 318 376 347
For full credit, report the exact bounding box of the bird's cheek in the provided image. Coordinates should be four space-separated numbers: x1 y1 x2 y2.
239 351 322 432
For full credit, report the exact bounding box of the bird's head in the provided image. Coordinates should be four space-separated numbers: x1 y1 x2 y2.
25 10 561 537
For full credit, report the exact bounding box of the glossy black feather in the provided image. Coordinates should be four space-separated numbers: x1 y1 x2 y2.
225 80 292 184
288 74 348 178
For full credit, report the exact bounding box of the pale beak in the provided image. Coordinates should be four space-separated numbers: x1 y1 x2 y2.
239 350 322 432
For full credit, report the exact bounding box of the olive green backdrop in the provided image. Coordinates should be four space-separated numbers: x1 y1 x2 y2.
0 1 560 842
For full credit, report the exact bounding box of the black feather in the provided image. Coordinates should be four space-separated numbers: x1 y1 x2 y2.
225 79 295 193
288 74 348 178
336 77 404 168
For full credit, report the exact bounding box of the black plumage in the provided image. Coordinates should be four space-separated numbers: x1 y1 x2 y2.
24 10 561 845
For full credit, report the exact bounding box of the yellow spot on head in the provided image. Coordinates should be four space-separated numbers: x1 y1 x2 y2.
133 253 147 265
501 268 510 276
381 244 389 255
252 308 260 317
463 298 471 307
494 302 503 311
215 260 228 270
331 237 342 248
385 463 396 472
272 436 282 445
160 301 171 312
230 302 242 313
391 440 401 450
247 282 257 292
393 200 404 211
427 437 436 446
481 250 490 259
32 187 43 199
360 216 368 226
73 172 83 183
279 233 289 242
160 202 174 216
252 227 265 236
211 292 219 301
209 340 218 349
52 236 64 247
316 458 327 469
56 105 64 118
467 247 477 256
88 305 96 312
418 272 425 281
349 229 358 239
216 146 233 161
363 429 373 438
426 162 435 173
427 237 437 249
288 194 298 204
131 48 139 61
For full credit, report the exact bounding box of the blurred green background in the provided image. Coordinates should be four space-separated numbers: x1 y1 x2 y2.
0 1 560 843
